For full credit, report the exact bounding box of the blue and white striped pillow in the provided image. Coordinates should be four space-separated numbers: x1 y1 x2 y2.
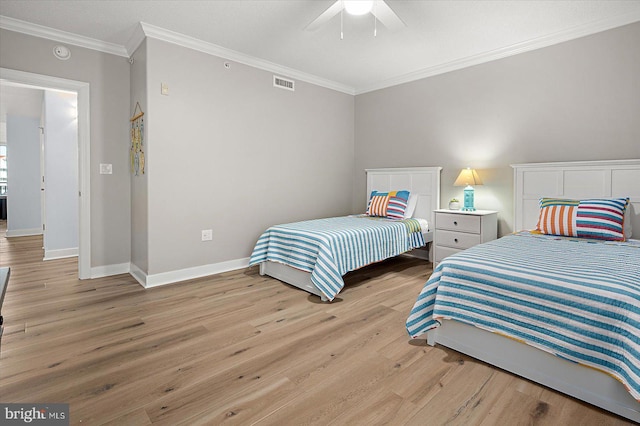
575 198 629 241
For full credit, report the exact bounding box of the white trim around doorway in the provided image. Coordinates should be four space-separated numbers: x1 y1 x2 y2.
0 67 91 279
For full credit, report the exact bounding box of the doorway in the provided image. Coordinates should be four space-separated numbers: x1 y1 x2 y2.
0 68 91 279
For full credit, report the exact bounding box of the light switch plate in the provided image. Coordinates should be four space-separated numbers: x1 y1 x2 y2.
161 82 169 95
201 229 213 241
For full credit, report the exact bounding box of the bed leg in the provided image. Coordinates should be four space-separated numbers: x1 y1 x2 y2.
259 262 266 276
426 329 437 346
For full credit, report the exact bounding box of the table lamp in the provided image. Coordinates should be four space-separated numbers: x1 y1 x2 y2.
454 167 482 211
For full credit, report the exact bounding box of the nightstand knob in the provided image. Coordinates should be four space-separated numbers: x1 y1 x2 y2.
454 238 459 243
453 221 458 226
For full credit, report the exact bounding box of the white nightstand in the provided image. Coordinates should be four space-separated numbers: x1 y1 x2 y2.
433 209 498 266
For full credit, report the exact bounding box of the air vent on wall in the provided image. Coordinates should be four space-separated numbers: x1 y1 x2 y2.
273 75 295 91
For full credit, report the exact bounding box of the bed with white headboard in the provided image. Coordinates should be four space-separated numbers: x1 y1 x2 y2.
251 166 441 301
407 159 640 422
366 167 442 246
513 159 640 235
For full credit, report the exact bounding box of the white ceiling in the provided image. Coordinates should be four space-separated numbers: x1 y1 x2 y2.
1 1 639 94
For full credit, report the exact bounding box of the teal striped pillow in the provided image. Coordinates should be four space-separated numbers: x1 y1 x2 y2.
575 198 629 241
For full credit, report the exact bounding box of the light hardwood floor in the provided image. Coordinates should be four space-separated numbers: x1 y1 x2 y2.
0 221 633 425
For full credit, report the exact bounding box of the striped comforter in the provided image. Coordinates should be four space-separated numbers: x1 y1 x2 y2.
249 216 426 301
406 232 640 400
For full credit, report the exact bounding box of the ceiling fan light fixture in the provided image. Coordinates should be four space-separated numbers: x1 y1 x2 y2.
343 0 374 16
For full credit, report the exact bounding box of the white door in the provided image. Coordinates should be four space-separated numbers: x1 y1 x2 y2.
39 124 46 250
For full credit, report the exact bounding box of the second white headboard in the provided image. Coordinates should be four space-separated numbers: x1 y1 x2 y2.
512 159 640 234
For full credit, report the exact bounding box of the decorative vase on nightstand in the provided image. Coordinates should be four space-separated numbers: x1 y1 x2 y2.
449 199 461 210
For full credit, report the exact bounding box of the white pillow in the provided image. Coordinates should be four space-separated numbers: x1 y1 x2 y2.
403 194 418 219
624 207 632 239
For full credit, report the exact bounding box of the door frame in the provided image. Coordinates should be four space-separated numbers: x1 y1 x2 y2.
1 67 91 279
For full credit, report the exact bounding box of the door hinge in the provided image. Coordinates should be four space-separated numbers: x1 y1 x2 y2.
43 223 45 231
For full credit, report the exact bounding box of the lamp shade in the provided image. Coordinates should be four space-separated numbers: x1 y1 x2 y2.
454 168 483 187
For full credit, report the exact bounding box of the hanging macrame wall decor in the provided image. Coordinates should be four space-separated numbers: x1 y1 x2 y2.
130 102 145 175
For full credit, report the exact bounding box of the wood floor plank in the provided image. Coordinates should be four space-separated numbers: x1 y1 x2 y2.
0 222 634 425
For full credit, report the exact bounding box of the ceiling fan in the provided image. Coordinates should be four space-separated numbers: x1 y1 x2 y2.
305 0 406 34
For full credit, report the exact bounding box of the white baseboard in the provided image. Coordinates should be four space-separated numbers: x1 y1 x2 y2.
131 257 251 288
129 262 147 286
44 247 78 261
6 228 42 237
90 262 131 279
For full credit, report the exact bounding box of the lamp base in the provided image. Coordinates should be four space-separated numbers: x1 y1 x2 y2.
463 186 475 211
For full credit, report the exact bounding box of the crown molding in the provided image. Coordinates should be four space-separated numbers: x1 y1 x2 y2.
137 22 355 95
125 22 146 56
0 14 354 94
0 15 128 57
354 10 640 95
3 9 638 96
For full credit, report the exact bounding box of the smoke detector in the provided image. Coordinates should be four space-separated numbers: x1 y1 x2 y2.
53 45 71 60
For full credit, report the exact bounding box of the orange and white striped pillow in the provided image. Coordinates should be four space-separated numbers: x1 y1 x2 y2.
366 192 390 217
536 198 579 237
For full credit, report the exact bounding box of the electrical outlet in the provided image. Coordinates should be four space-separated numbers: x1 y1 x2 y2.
201 229 213 241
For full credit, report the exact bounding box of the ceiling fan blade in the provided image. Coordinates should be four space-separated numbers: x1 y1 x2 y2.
372 0 406 31
305 1 344 31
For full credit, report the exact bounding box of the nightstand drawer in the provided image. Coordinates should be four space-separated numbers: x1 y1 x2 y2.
436 213 481 234
434 245 462 263
435 229 480 249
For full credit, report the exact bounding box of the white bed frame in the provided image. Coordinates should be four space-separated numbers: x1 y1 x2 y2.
426 159 640 422
259 166 442 301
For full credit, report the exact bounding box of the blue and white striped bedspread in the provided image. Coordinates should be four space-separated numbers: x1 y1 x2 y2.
250 216 425 301
406 232 640 400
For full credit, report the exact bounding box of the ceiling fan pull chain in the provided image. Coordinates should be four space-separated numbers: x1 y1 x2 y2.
374 2 377 37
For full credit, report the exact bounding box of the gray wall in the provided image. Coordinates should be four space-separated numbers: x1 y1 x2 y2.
6 115 40 234
142 38 354 275
3 20 638 277
0 84 44 118
0 29 131 268
130 40 148 273
354 22 640 236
